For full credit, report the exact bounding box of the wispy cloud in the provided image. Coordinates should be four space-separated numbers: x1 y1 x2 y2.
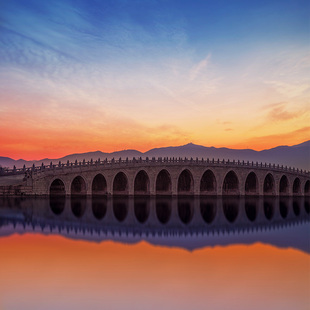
264 80 309 98
264 102 304 122
189 54 211 81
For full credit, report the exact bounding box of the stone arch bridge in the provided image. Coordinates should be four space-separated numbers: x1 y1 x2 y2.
9 157 309 197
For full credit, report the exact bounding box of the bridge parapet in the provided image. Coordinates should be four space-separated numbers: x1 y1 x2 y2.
0 157 309 177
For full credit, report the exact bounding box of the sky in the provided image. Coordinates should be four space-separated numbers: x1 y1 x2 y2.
0 0 309 160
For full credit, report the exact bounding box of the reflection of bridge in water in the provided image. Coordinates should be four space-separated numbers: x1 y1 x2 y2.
1 196 309 251
1 158 309 196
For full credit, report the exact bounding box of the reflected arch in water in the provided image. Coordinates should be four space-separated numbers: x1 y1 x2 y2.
263 198 275 220
263 173 275 195
113 172 128 195
50 178 66 196
134 198 150 223
305 180 310 196
292 199 301 217
244 198 258 222
92 174 107 195
279 175 289 196
71 176 87 196
245 172 258 195
156 198 172 224
50 196 66 215
134 170 150 195
292 178 301 195
71 196 87 218
156 169 172 195
222 171 239 195
279 199 288 219
200 198 217 224
113 197 128 222
178 169 194 194
304 199 310 214
200 170 216 194
92 196 107 220
177 198 194 224
222 198 239 223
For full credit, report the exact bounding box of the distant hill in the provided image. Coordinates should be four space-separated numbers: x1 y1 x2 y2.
1 141 309 171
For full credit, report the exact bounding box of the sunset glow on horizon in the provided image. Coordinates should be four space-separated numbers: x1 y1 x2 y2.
1 0 309 160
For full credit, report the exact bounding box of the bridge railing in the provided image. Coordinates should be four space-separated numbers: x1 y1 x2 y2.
0 157 309 177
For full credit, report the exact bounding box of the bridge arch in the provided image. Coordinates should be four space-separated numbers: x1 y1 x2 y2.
156 169 172 195
293 178 301 195
177 169 194 195
50 178 66 196
200 169 217 195
244 172 258 195
113 171 129 195
305 180 310 196
92 174 107 195
71 176 87 196
134 170 150 195
222 170 239 195
263 173 275 195
279 175 289 196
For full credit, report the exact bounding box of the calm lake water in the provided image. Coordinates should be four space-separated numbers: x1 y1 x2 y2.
1 196 309 310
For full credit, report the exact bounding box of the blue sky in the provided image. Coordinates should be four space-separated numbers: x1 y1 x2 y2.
0 0 309 159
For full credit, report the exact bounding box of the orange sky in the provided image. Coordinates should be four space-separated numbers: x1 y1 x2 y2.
0 234 309 310
1 1 309 160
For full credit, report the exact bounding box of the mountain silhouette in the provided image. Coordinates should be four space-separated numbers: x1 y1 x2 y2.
1 141 309 170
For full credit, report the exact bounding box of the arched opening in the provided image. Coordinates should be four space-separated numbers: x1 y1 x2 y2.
92 174 107 195
279 200 288 219
223 198 239 223
200 170 216 194
156 170 172 195
177 198 194 224
113 172 128 195
113 198 128 222
134 198 150 223
92 196 107 220
245 172 258 195
177 169 194 194
71 197 86 218
304 181 310 196
50 196 65 215
200 198 217 224
50 179 66 196
263 198 275 220
156 198 171 224
222 171 239 195
279 175 289 195
293 178 301 195
71 176 87 196
245 198 257 222
134 170 150 195
263 173 275 195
